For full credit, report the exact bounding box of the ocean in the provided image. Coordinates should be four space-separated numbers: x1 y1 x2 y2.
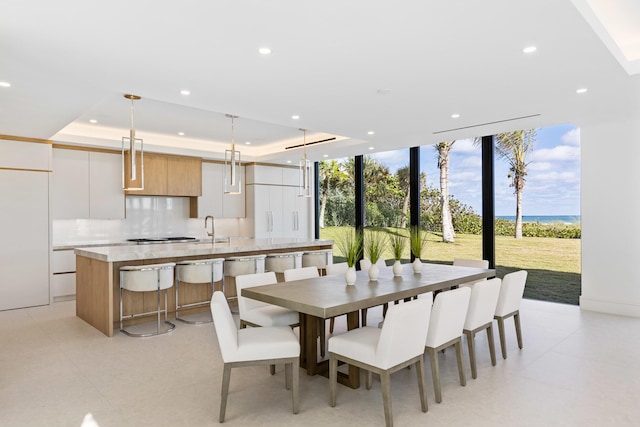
496 215 580 225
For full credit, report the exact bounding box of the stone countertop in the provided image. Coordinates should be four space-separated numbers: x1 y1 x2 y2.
53 241 136 251
75 238 334 262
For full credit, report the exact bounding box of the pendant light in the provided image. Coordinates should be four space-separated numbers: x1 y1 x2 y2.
298 128 312 198
121 94 144 190
224 114 242 194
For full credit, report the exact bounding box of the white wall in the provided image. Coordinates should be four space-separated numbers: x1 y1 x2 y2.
580 117 640 317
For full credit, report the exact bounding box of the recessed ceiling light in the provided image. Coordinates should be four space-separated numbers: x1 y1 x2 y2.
178 132 185 136
245 141 251 145
180 90 190 95
451 113 460 119
286 160 292 164
258 47 272 55
368 131 375 135
323 154 329 158
576 88 588 94
0 81 11 88
89 119 98 124
369 146 374 150
523 46 537 54
291 115 300 120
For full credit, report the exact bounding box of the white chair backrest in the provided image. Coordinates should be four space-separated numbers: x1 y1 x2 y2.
495 270 527 317
464 278 502 330
177 259 224 283
210 292 238 362
325 262 349 276
453 258 489 269
375 297 433 369
235 272 278 314
283 266 319 282
417 291 434 303
426 287 471 348
359 258 386 270
121 263 175 292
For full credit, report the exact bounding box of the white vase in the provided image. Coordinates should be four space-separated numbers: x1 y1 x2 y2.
345 266 357 286
412 258 422 273
392 260 403 276
368 264 379 281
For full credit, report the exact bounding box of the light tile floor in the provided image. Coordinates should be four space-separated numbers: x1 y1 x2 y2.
1 298 639 426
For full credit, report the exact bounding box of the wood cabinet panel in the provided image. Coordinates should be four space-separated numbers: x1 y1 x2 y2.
167 156 201 196
125 152 200 196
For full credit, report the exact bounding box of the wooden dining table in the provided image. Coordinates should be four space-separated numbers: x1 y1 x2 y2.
241 262 495 389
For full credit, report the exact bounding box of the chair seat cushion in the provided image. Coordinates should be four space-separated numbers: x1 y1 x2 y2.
243 306 299 327
328 326 381 367
228 326 300 362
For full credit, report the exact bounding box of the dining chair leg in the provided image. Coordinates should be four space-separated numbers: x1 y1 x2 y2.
329 317 335 334
285 363 291 390
426 348 442 403
329 355 338 407
455 340 466 386
465 330 478 379
496 316 508 359
292 359 299 414
366 370 373 390
380 370 393 427
487 324 497 366
219 363 232 423
319 319 326 358
514 311 523 349
416 358 428 413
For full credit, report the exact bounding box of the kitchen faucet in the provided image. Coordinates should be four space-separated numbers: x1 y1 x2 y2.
205 215 215 239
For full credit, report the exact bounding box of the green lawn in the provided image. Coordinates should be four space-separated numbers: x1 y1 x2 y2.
320 226 581 305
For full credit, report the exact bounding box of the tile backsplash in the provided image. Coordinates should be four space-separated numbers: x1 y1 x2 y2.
52 196 251 246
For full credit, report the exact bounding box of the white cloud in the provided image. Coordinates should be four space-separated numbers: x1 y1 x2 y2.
451 138 478 153
530 145 579 162
459 155 482 168
532 171 579 183
561 128 580 146
528 162 552 171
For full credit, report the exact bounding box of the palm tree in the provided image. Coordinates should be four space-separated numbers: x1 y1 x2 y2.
435 141 455 243
495 130 536 239
397 165 410 228
318 160 346 228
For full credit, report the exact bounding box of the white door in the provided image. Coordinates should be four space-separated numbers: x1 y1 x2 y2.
0 170 50 310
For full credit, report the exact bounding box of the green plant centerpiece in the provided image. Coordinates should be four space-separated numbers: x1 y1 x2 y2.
335 229 363 285
409 226 427 273
365 230 386 281
389 231 406 276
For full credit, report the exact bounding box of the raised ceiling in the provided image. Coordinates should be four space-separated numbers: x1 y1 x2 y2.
1 0 639 164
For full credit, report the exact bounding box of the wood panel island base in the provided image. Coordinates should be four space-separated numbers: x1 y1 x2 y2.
75 239 333 337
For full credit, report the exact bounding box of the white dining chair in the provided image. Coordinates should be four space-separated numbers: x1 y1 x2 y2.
494 270 528 359
235 272 299 329
453 258 489 287
210 292 300 422
463 277 501 379
425 286 471 403
359 258 388 326
329 297 433 427
325 262 349 276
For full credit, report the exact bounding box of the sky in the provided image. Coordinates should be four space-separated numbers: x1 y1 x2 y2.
363 123 581 216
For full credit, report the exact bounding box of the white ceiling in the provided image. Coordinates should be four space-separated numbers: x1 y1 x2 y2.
1 0 639 164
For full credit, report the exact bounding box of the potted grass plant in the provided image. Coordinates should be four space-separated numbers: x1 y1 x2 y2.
365 230 386 281
389 232 406 277
409 226 428 273
335 229 363 285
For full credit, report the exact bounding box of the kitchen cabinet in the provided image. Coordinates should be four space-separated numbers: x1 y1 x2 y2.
52 148 125 219
0 169 50 310
124 152 201 197
251 184 284 239
197 161 245 218
51 249 76 301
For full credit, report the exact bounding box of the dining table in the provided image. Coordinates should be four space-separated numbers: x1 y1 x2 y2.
241 262 495 389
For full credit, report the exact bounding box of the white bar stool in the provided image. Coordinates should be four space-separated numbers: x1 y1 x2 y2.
119 262 176 337
301 249 333 276
223 255 267 304
175 258 224 324
265 252 303 282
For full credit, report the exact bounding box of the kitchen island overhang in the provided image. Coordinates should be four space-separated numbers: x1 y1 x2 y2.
75 239 333 336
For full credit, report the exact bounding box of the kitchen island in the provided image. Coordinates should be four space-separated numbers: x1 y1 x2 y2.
75 238 333 336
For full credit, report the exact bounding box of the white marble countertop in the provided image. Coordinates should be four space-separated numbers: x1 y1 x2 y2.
75 238 333 262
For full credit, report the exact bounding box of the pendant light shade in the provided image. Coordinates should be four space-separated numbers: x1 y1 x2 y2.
224 114 242 194
298 128 312 198
122 94 144 190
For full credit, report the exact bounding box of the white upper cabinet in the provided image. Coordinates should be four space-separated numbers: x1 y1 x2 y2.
52 148 124 219
198 162 245 218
